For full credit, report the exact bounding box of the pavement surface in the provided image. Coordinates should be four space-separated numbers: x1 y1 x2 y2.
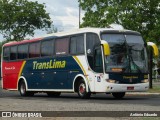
0 81 160 120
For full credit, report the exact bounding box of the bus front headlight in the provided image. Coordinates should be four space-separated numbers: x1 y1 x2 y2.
141 79 149 83
106 79 118 83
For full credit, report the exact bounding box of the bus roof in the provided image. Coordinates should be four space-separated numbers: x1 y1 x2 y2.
3 38 42 47
3 28 140 47
46 28 140 37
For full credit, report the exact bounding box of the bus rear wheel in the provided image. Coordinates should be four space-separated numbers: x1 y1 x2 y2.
47 92 61 97
77 80 91 99
112 92 125 99
19 81 34 97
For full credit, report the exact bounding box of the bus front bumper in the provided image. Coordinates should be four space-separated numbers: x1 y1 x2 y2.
104 82 149 93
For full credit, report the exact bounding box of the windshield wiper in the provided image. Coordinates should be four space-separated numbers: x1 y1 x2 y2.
129 54 142 73
127 46 142 73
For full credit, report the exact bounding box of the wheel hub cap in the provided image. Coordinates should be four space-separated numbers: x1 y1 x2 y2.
79 83 85 94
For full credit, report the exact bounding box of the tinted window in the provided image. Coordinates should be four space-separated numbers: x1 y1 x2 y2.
86 33 100 70
70 35 84 54
86 33 100 55
3 47 10 61
18 44 28 59
41 40 53 57
70 37 76 54
10 46 17 60
55 38 69 55
29 42 40 58
94 46 103 73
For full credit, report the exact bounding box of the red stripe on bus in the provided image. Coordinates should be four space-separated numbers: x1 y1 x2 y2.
2 61 24 89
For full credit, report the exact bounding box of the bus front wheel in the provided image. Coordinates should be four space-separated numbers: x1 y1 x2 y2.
77 80 91 99
19 81 34 97
112 92 125 99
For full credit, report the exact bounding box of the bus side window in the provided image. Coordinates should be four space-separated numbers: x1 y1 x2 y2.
18 44 28 59
55 38 69 55
70 35 84 54
41 40 53 57
3 47 10 61
86 33 100 70
10 46 17 60
29 42 40 58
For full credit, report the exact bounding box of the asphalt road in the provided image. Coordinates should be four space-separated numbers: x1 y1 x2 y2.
0 82 160 119
0 88 160 111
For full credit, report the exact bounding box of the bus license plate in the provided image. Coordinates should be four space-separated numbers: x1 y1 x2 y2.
127 86 134 90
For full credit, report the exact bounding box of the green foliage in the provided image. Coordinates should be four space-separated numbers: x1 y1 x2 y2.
0 0 52 41
0 40 7 55
46 24 58 34
80 0 160 43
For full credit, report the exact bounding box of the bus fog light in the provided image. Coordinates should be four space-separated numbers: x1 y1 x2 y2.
106 79 116 83
141 79 149 83
145 86 148 89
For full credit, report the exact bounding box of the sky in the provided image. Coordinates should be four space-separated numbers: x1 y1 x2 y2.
0 0 83 41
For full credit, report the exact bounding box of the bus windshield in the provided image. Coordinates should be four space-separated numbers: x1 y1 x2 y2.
101 34 148 73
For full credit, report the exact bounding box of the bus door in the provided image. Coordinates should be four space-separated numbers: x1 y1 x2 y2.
53 70 68 89
40 70 68 90
93 46 104 91
24 60 43 89
25 71 42 89
40 70 54 89
37 58 69 89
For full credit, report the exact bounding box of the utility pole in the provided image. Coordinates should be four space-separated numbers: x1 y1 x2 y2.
79 0 81 28
149 47 153 89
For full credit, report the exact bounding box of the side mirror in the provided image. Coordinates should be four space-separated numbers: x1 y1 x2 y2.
147 42 159 57
101 40 110 56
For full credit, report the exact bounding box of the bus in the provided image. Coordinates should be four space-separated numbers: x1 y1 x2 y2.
1 28 158 99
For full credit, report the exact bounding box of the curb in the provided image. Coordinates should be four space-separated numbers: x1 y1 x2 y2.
126 92 160 95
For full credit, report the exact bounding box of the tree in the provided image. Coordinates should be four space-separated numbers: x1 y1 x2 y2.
0 0 52 41
80 0 160 43
0 40 8 54
46 24 58 34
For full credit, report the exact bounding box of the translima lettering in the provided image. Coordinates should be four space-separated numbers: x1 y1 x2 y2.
33 59 66 70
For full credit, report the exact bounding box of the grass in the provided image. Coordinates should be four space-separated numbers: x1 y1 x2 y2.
140 117 160 120
148 85 160 93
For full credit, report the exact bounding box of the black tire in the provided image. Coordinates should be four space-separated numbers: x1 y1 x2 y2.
47 92 61 97
19 81 34 97
112 92 125 99
77 80 91 99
